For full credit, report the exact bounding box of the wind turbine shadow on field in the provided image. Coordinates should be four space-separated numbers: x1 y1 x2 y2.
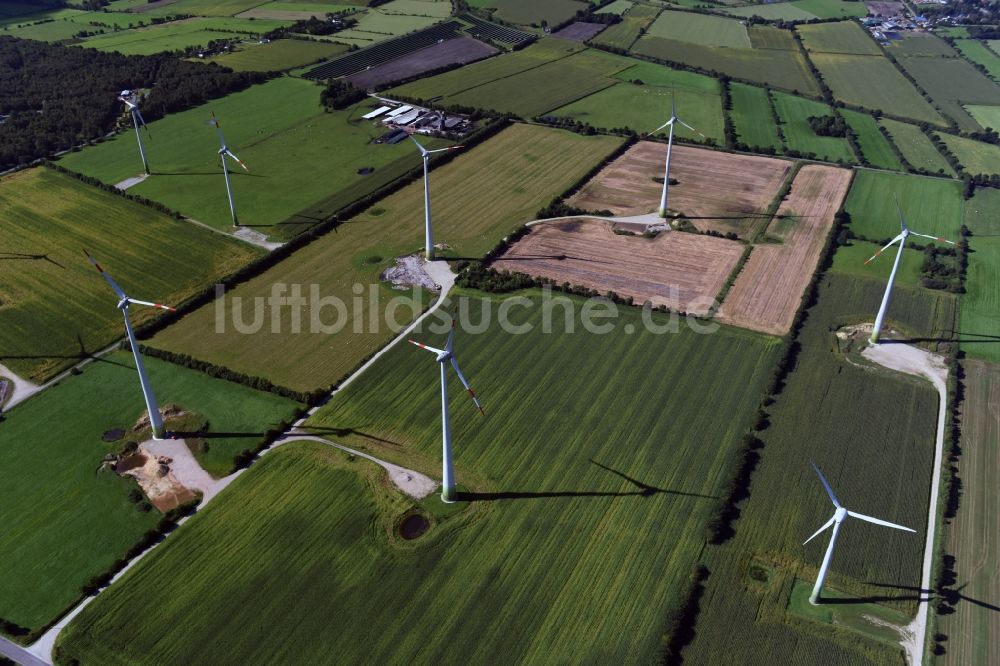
170 429 266 439
497 253 613 264
890 332 1000 345
295 424 403 447
0 335 131 369
866 581 1000 613
458 459 718 502
0 252 65 268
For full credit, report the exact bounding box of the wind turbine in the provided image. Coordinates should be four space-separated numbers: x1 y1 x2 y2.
803 462 915 605
865 197 956 344
85 251 176 440
408 133 462 261
409 313 483 503
207 112 249 227
119 91 150 175
650 92 704 219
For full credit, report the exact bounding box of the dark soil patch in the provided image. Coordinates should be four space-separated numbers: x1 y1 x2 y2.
115 452 147 473
102 427 126 442
398 513 430 540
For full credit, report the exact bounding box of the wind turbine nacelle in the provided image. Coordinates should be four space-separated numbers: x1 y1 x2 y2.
120 89 131 97
834 506 848 523
436 350 452 363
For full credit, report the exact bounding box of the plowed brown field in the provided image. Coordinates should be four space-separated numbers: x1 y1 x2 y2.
567 142 791 237
717 165 852 335
491 219 744 315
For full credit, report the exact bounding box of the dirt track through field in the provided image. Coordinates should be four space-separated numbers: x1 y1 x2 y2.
717 165 852 335
567 142 790 236
491 219 743 315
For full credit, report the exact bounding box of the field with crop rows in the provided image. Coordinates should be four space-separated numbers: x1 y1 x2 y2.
843 170 965 241
203 38 349 71
394 44 632 118
841 109 903 170
632 35 820 96
58 296 782 665
645 10 750 48
748 24 797 50
798 20 880 55
938 132 1000 177
550 62 724 141
959 189 1000 363
0 167 260 383
686 272 947 665
879 118 955 175
149 124 624 391
0 352 298 634
591 3 659 50
58 78 434 238
771 91 854 162
938 360 1000 666
730 82 782 151
896 55 1000 130
888 31 958 57
809 53 943 125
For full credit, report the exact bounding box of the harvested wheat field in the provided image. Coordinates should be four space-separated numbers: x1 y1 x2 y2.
491 219 744 315
567 142 791 237
717 165 853 335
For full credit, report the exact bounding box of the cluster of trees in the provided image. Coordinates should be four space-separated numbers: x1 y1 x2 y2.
320 78 366 110
706 434 765 544
921 244 963 292
807 114 849 138
658 565 710 666
277 14 357 37
0 37 269 172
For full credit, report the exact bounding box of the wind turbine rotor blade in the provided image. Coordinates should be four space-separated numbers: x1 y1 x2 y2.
909 231 956 245
847 511 916 533
408 339 446 356
893 193 908 231
126 298 176 312
677 118 706 138
83 250 127 300
226 149 249 172
427 145 464 154
864 234 905 265
650 119 673 134
408 134 428 155
811 462 842 508
803 516 836 545
119 97 136 110
450 357 484 415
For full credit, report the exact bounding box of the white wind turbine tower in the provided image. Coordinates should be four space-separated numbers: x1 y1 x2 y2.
85 251 176 440
803 462 915 605
410 314 484 503
865 197 956 344
408 134 463 261
119 91 150 175
650 92 704 218
208 112 249 227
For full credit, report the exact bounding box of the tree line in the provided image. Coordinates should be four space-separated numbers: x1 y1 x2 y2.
0 36 270 172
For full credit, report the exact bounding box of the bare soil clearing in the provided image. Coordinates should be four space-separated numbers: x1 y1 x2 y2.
717 165 852 335
567 142 790 237
491 219 743 314
116 449 197 512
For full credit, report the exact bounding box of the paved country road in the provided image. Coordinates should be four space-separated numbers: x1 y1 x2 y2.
0 637 47 666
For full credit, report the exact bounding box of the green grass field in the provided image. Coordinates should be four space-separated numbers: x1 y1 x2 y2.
595 0 633 14
897 55 1000 131
549 62 724 142
0 167 260 383
327 1 448 46
879 118 955 176
591 3 659 50
954 39 1000 81
58 77 434 238
841 109 903 170
937 359 1000 666
798 20 881 55
830 239 923 287
684 271 951 664
129 0 275 17
0 352 299 634
58 294 782 664
809 53 944 125
966 104 1000 131
644 10 750 48
725 2 816 20
888 31 958 57
393 43 632 118
632 35 820 96
843 170 965 242
476 0 588 26
730 82 782 151
770 91 854 162
938 132 1000 177
958 188 1000 362
77 17 291 55
4 17 91 41
201 38 349 71
148 124 624 392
